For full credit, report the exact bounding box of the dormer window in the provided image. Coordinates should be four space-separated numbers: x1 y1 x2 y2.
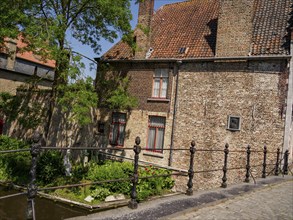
152 69 168 98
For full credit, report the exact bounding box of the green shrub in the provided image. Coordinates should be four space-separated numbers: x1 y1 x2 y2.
87 161 133 194
71 163 89 182
0 135 31 184
137 165 175 201
90 186 111 201
36 150 65 185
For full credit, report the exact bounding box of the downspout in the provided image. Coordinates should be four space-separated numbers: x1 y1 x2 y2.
169 60 182 166
283 30 293 162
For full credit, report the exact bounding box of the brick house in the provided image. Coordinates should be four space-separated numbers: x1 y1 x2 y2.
96 0 292 187
0 36 55 135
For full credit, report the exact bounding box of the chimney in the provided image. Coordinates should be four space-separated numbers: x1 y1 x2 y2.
216 0 254 57
134 0 154 59
5 38 17 70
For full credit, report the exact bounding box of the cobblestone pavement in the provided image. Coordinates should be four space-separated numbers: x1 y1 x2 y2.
166 180 293 220
68 176 293 220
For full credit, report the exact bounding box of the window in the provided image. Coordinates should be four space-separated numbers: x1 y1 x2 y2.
147 116 166 152
227 115 241 131
152 69 169 98
109 113 126 146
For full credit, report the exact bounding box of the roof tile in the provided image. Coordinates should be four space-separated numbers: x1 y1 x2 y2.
103 0 292 60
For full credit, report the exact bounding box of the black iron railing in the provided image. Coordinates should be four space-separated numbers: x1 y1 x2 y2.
0 131 291 220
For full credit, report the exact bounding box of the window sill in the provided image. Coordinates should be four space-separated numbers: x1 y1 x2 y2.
143 151 164 158
147 98 170 103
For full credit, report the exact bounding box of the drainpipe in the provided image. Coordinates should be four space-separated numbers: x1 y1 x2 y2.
283 30 293 162
169 60 182 166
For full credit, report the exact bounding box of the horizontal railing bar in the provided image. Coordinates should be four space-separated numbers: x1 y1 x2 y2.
228 150 248 153
0 192 27 200
39 171 187 191
227 166 246 170
139 172 187 180
0 147 272 154
39 177 132 191
193 168 223 173
250 150 264 153
0 149 30 154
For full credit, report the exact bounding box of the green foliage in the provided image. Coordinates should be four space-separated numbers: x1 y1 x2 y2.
87 161 174 201
96 65 138 111
0 0 135 133
36 150 65 185
137 165 175 201
0 89 48 130
105 76 138 110
0 135 31 184
90 186 111 201
58 77 98 125
71 163 89 182
87 161 133 194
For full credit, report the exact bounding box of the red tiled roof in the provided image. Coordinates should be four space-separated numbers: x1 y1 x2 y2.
103 0 291 60
1 36 55 68
150 0 218 59
16 37 56 68
251 0 291 55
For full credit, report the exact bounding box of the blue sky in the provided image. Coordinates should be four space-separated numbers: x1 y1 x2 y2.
69 0 186 78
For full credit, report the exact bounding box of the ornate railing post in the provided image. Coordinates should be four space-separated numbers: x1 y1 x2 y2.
274 148 280 176
244 145 251 183
221 143 229 188
26 132 41 220
282 150 289 175
128 137 141 209
262 145 267 178
186 141 196 195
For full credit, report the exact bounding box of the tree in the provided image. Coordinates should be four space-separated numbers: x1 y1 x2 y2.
0 0 134 138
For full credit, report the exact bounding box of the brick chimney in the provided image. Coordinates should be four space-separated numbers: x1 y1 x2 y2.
216 0 253 57
5 38 17 70
134 0 154 59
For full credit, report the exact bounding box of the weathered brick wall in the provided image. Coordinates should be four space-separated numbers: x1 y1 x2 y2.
0 69 52 95
110 62 174 113
135 0 154 59
216 0 253 56
172 60 287 191
94 108 173 166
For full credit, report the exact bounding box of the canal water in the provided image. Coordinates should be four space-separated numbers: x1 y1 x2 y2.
0 186 89 220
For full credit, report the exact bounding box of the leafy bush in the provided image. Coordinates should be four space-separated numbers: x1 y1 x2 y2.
87 161 174 201
87 161 133 194
137 165 175 201
36 150 65 185
90 186 111 201
0 135 31 184
71 163 89 182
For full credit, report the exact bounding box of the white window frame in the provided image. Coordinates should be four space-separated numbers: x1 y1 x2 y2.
152 69 169 99
147 116 166 153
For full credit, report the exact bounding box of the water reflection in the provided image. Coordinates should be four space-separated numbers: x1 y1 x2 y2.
0 186 88 220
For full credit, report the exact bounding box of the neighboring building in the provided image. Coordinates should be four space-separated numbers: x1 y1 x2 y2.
96 0 292 189
0 37 55 94
0 36 55 134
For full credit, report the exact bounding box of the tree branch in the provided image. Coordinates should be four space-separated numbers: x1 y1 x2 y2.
66 0 91 29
